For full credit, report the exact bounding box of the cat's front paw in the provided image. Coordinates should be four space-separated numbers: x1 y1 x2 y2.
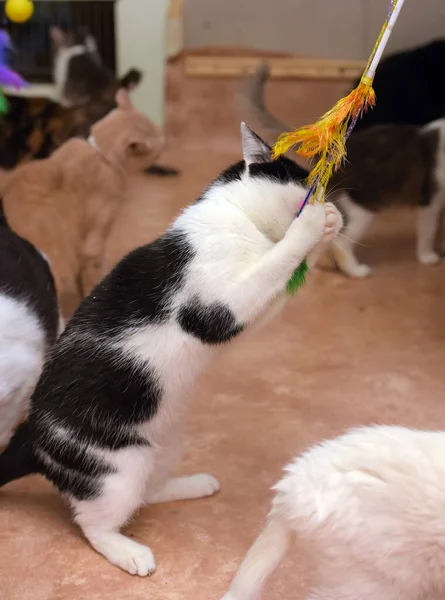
347 263 372 278
417 251 441 265
321 202 343 244
291 203 325 242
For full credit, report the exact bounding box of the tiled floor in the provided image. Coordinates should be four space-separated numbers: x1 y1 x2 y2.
1 58 445 600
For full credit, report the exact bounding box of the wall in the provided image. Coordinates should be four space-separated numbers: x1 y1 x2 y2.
185 0 445 59
116 0 169 126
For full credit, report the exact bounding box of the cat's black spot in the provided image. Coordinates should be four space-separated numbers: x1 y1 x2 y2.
178 298 244 345
195 161 246 203
217 160 246 184
41 460 103 501
249 155 308 185
211 155 307 189
30 343 163 451
0 200 59 346
71 229 195 335
37 434 114 476
34 428 114 500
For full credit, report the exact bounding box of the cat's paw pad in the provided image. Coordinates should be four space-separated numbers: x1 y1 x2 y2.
418 251 441 265
187 473 221 499
120 544 156 577
348 264 372 279
322 202 343 243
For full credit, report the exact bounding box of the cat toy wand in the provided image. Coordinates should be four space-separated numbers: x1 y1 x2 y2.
0 30 30 115
275 0 406 295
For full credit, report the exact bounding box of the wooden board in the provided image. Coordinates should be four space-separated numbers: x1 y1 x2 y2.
184 55 365 80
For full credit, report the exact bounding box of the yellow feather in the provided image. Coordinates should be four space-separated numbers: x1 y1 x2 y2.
272 0 404 207
272 81 376 203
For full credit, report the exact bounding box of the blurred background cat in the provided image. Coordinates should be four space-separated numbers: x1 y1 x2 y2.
241 42 445 277
0 26 177 177
2 89 164 315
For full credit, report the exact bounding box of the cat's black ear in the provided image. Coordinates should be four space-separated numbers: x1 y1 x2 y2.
241 122 272 165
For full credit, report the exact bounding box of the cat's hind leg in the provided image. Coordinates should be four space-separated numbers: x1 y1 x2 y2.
331 194 374 278
417 192 445 265
71 448 156 576
419 120 445 263
146 474 220 504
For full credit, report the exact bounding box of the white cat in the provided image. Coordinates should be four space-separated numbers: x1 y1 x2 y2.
0 204 60 447
0 124 342 576
222 424 445 600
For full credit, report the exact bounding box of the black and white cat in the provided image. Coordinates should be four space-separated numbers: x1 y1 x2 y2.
50 25 118 108
0 202 60 447
0 124 342 576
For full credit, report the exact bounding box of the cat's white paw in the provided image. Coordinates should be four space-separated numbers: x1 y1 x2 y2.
220 593 237 600
186 473 221 499
347 264 372 278
418 251 441 265
291 203 325 240
111 540 156 577
85 530 156 577
321 202 343 244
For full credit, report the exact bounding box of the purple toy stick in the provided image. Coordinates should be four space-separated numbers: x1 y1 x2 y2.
0 29 29 89
0 65 29 89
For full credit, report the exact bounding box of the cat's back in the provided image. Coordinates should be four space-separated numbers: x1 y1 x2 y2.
3 138 103 234
3 153 62 201
52 138 120 193
276 425 445 531
278 426 445 591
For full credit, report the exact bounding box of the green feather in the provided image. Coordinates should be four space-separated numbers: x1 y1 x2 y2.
0 91 8 116
286 260 309 295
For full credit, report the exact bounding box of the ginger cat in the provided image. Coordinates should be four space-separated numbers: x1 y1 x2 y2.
3 89 164 316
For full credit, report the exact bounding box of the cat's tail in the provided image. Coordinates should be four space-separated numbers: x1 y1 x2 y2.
240 63 290 140
0 197 8 228
221 510 291 600
0 421 40 488
119 68 143 92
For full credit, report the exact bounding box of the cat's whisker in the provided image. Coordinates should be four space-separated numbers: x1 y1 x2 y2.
337 232 370 248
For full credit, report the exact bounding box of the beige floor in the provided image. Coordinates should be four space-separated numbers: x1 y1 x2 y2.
1 59 445 600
